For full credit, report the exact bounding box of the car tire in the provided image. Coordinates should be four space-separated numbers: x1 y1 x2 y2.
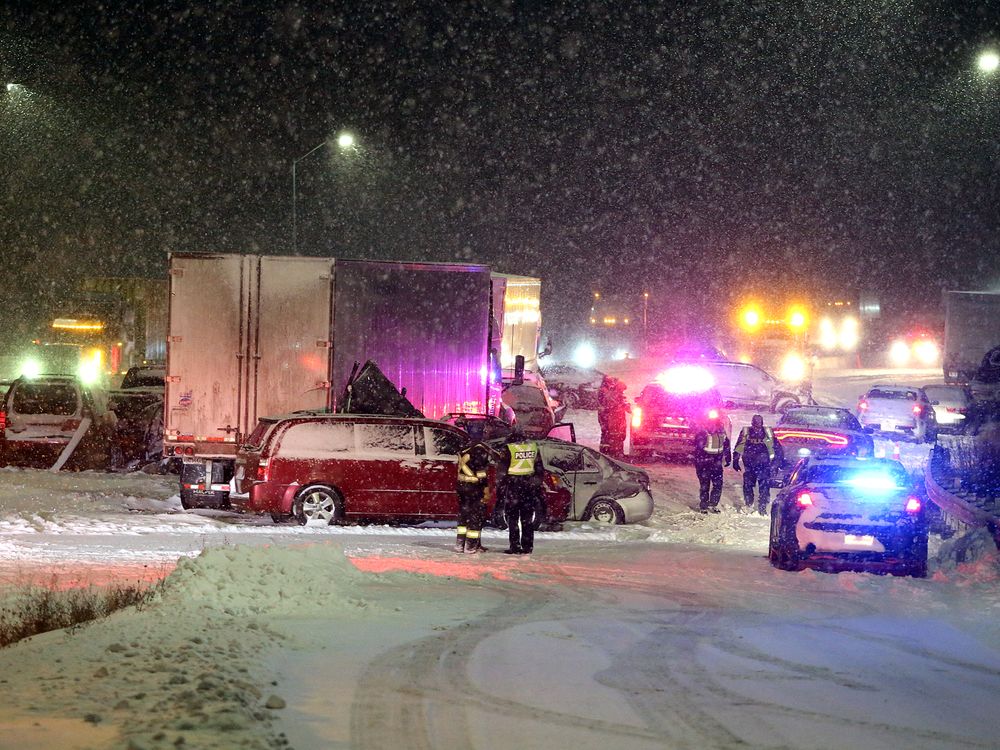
771 508 802 571
772 396 798 414
587 497 624 525
293 484 343 526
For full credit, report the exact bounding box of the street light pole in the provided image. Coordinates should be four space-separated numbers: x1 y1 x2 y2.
291 131 356 254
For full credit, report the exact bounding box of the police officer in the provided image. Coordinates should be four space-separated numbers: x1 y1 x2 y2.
455 440 493 554
733 414 776 515
499 427 545 554
693 415 731 513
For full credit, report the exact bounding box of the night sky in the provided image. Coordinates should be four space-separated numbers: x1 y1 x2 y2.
2 1 998 340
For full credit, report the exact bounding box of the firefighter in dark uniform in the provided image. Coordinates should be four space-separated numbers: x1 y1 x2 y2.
455 440 493 554
499 428 545 554
598 376 629 458
693 415 731 513
733 414 777 515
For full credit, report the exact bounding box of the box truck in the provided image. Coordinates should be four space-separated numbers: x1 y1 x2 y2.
164 253 493 508
943 290 1000 384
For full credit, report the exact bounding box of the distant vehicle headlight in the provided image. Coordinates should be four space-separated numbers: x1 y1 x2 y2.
889 340 911 367
20 358 42 379
913 339 939 366
779 352 808 383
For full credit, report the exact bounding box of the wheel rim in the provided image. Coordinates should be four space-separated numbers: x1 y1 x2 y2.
591 501 617 524
300 490 336 522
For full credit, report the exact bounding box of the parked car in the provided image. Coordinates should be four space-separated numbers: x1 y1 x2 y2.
857 385 937 442
773 406 875 469
501 379 566 437
109 365 166 470
491 438 654 528
701 360 809 412
629 383 725 460
768 457 928 577
0 374 116 469
538 364 604 410
232 414 491 523
922 384 973 434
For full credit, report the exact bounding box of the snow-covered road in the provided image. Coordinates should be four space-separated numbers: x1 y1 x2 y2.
1 366 997 749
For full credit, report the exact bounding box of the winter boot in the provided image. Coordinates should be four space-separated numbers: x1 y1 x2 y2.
758 503 768 516
454 535 466 553
464 537 484 554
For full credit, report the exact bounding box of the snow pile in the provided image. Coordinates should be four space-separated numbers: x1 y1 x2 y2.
159 542 377 616
934 528 1000 581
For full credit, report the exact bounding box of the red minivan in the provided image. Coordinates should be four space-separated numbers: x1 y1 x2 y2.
233 414 491 525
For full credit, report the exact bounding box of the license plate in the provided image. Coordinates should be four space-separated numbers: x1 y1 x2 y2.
844 534 875 547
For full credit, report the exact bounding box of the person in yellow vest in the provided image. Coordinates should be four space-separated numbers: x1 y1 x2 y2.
454 440 494 554
693 415 731 513
498 427 545 554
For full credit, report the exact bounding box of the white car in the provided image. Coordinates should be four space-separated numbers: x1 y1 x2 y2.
701 361 808 413
923 384 973 434
857 385 937 443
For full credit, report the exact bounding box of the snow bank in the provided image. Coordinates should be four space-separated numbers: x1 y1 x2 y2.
159 542 377 616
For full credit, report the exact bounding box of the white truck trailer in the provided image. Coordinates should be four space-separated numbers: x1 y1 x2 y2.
943 290 1000 384
164 253 493 508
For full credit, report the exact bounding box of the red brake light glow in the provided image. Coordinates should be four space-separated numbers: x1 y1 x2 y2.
773 429 849 447
707 409 719 420
905 496 921 513
256 459 270 482
0 411 5 430
858 400 868 411
912 404 922 415
797 492 813 507
631 406 643 429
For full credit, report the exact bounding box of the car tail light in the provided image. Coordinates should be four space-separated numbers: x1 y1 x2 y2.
255 459 270 482
184 446 195 456
796 492 813 507
905 496 921 513
60 418 82 432
945 407 964 414
631 407 643 429
912 404 922 415
707 408 719 420
0 411 5 430
545 473 561 489
858 400 868 411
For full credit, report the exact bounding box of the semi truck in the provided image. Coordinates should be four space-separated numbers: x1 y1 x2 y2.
165 253 493 508
943 290 1000 384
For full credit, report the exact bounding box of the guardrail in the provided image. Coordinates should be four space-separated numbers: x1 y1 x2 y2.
924 447 1000 548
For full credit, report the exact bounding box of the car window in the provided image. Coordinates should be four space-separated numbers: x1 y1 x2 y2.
277 422 354 459
923 386 967 404
543 444 585 472
245 419 277 448
867 388 917 401
11 382 79 416
502 384 547 408
356 423 415 455
803 463 909 487
581 450 601 473
780 408 861 431
427 427 464 456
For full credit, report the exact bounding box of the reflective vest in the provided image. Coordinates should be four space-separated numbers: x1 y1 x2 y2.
735 426 775 461
507 442 539 476
703 433 726 454
457 445 490 485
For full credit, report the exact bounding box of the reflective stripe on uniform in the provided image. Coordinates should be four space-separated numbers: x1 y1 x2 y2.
466 529 480 539
704 433 725 454
457 526 467 534
458 451 488 483
507 442 538 476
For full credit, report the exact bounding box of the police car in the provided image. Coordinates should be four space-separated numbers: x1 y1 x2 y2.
629 365 724 460
768 457 928 577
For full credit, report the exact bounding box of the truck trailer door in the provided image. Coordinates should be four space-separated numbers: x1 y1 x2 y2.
250 256 334 424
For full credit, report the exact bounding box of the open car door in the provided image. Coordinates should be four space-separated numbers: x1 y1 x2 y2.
546 422 576 443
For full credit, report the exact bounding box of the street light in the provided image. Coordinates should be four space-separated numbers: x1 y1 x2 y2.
291 130 357 254
978 50 999 74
